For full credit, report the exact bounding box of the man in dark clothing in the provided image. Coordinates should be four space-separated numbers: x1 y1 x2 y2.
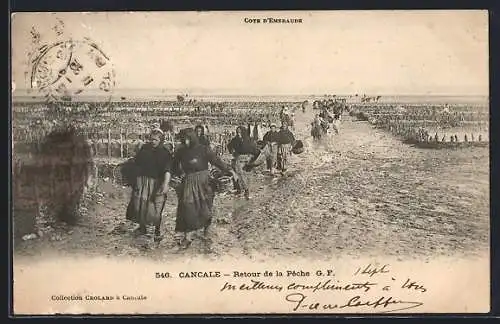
277 124 296 174
195 125 210 146
227 126 259 199
262 123 280 175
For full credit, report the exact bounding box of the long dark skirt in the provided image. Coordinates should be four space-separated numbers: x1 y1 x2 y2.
265 143 278 170
232 154 251 192
277 144 292 171
311 123 326 140
126 176 166 227
175 170 215 233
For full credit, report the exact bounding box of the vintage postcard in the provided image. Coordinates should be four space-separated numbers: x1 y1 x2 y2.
11 10 489 315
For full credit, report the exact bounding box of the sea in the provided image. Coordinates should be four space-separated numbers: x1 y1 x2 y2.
11 88 489 105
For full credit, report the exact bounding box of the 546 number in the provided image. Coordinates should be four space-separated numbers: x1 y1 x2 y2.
155 272 171 279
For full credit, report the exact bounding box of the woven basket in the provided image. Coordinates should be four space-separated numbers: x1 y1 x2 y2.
169 176 183 189
292 140 305 154
118 158 137 186
214 176 233 193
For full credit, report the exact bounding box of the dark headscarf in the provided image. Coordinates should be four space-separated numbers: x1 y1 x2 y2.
179 128 199 148
149 128 165 143
160 120 174 133
177 127 193 140
236 126 249 139
195 124 205 136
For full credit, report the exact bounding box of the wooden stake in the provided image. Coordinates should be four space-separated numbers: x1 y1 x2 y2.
33 173 40 219
124 129 129 157
107 128 112 159
120 129 124 158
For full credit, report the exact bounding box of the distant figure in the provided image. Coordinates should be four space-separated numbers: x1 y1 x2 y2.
151 122 161 132
450 135 455 143
311 114 329 138
424 130 430 142
280 106 294 129
160 119 175 134
195 125 210 146
434 133 439 142
252 122 259 141
280 105 289 119
319 107 334 124
332 102 343 121
479 135 482 142
454 134 459 142
301 100 308 113
464 134 468 142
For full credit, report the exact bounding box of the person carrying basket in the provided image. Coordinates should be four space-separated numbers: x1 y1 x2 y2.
276 123 296 175
227 126 260 200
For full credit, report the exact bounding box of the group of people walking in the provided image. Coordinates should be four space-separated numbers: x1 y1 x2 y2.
124 120 298 251
311 103 344 139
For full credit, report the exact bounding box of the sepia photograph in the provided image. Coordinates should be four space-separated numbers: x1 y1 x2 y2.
11 10 489 314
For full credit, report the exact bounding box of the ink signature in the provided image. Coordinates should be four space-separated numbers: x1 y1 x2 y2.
285 293 424 313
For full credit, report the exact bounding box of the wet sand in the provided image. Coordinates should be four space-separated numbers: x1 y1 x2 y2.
14 109 490 261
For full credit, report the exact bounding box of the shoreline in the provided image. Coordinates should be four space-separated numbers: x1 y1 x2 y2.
11 97 489 105
11 91 488 105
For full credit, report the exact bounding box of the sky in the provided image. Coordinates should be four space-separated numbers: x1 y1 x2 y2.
11 10 489 96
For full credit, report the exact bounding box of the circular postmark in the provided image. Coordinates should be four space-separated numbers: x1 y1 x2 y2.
30 38 115 110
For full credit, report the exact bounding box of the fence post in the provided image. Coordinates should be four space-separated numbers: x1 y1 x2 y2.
94 161 99 186
50 159 55 198
35 130 41 154
124 129 129 158
14 159 21 202
33 173 40 225
69 138 75 197
120 129 124 158
107 128 112 159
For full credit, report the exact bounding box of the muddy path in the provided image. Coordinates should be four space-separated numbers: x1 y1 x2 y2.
14 108 490 261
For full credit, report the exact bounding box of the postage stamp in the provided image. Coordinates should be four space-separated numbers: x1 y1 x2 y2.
25 18 116 109
30 39 115 96
29 39 116 108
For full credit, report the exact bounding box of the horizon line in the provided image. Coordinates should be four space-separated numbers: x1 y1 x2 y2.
11 90 489 97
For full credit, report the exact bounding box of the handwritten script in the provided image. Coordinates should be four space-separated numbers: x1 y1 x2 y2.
219 263 427 313
285 293 423 313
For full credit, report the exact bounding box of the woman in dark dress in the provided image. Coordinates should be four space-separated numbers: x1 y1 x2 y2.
126 129 172 242
277 123 296 174
172 129 236 249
